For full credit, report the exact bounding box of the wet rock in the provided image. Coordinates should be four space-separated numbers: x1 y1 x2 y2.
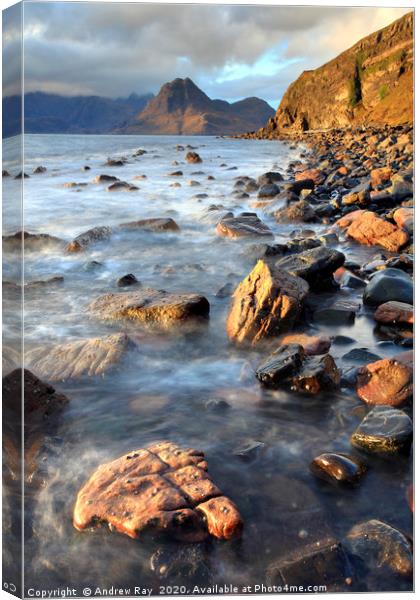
257 172 283 187
279 333 331 356
351 406 413 454
185 152 202 164
290 353 340 394
341 348 381 364
117 274 138 287
3 231 65 252
73 441 243 542
33 166 47 174
215 282 234 298
342 182 370 206
332 335 355 346
14 171 29 179
168 170 183 177
26 333 133 381
187 180 200 187
107 181 138 192
320 232 339 246
312 300 359 325
258 183 280 198
2 169 10 177
2 368 69 430
25 276 64 288
119 218 180 232
66 226 113 252
356 357 413 407
374 301 413 326
286 179 315 195
226 260 309 344
393 207 413 234
345 519 412 578
267 537 352 589
234 440 265 462
93 174 119 183
106 158 125 167
295 168 325 185
334 267 366 289
311 453 366 485
363 269 413 306
150 544 211 582
216 213 273 239
83 166 91 171
205 398 230 411
82 260 103 272
345 211 409 252
256 344 305 387
274 246 345 288
64 181 88 189
271 200 317 223
88 289 209 325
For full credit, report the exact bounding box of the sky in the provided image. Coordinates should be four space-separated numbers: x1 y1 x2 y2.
2 2 411 108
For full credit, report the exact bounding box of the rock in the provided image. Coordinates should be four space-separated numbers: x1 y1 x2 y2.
73 441 243 542
342 182 370 206
215 282 234 298
279 333 331 355
66 226 113 252
117 274 138 287
258 183 280 198
267 537 352 589
233 440 265 462
150 544 211 582
334 267 366 289
14 171 29 179
256 344 305 387
356 357 413 407
2 368 69 430
374 301 413 326
226 260 309 344
168 170 183 177
311 453 366 485
64 182 88 189
363 269 413 306
390 173 413 201
187 180 200 187
205 398 230 411
295 168 325 185
351 406 413 454
274 246 345 288
83 166 91 171
107 181 138 192
345 520 412 578
393 207 413 234
25 276 64 288
2 169 10 177
341 348 381 363
185 152 202 164
3 231 65 252
93 174 119 183
256 345 339 394
26 333 132 381
119 218 180 232
346 211 409 252
88 289 209 325
286 179 315 195
106 158 125 167
370 167 392 188
33 166 47 174
271 200 316 223
216 213 273 239
312 300 359 325
257 172 283 186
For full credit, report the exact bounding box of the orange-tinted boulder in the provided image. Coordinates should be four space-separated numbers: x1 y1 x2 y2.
226 260 309 344
73 441 243 542
280 333 331 356
346 211 409 252
393 207 414 233
370 167 392 188
356 358 413 407
374 301 413 326
295 168 325 185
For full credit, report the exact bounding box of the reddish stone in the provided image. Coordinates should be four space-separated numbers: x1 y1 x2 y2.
370 167 392 188
346 211 409 252
73 441 243 542
295 168 325 185
280 333 331 356
356 358 413 407
374 301 413 326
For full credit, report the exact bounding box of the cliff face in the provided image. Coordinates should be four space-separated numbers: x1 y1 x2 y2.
258 11 413 136
122 78 275 135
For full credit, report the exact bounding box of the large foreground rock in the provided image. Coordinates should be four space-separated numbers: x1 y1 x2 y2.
88 289 210 325
356 357 413 407
26 334 132 382
73 441 243 542
216 213 272 239
339 211 409 252
226 260 309 344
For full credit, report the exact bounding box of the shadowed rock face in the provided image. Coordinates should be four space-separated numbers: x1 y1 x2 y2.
26 334 132 382
226 260 309 344
73 441 243 542
88 289 210 325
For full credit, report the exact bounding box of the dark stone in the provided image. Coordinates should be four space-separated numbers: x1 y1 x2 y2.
215 282 234 298
33 166 47 174
290 354 340 394
169 170 183 177
106 158 125 167
351 406 413 454
311 453 366 485
345 520 412 578
258 183 280 198
363 269 413 306
256 344 304 387
14 172 30 179
285 179 315 195
332 335 355 346
2 169 10 177
312 300 358 324
234 440 265 462
257 172 284 187
94 174 119 183
267 538 352 590
117 274 138 287
341 348 382 364
205 398 230 412
150 544 211 582
274 246 345 288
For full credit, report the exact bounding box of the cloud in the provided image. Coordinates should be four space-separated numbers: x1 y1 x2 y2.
2 2 411 106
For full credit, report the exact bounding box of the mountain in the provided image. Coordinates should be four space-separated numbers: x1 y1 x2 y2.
121 78 275 135
2 92 154 137
252 11 413 137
